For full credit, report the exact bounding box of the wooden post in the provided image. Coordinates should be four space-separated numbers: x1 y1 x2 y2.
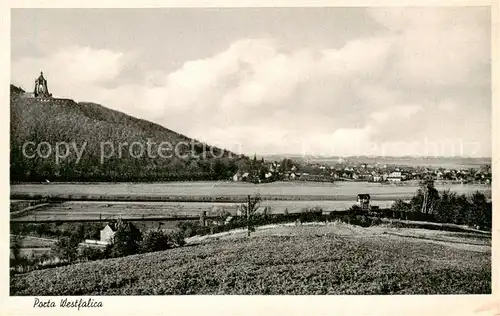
200 211 207 227
247 195 251 237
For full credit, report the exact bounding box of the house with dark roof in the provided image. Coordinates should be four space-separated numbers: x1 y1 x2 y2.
357 194 371 211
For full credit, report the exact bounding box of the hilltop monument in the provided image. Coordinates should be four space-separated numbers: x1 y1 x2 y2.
34 71 52 98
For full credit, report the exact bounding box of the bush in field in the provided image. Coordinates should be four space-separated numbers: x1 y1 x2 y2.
78 246 104 262
351 215 371 227
370 217 383 226
392 200 411 213
177 221 207 237
140 229 185 253
299 206 324 222
51 236 80 262
170 230 186 247
348 205 364 216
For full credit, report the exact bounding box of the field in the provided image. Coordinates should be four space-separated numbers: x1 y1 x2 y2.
11 200 399 222
10 235 56 248
9 235 56 258
10 181 491 201
10 223 491 295
10 181 491 222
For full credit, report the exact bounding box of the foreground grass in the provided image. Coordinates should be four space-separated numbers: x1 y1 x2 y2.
11 229 490 295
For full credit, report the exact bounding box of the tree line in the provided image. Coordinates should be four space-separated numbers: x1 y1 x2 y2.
391 180 491 230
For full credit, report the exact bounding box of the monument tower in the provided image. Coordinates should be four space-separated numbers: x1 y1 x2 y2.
34 71 52 98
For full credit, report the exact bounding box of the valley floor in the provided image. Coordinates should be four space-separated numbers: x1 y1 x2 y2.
10 222 491 295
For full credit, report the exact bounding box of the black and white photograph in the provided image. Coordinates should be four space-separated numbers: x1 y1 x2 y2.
4 3 496 310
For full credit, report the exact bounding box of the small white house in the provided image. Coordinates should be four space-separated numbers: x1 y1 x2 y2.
100 224 116 244
82 224 117 247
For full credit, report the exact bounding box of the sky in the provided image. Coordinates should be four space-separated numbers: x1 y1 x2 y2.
11 7 491 157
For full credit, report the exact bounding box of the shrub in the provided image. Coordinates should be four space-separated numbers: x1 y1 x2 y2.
141 229 176 253
370 217 383 226
51 236 79 262
391 200 411 213
348 205 364 216
108 220 142 257
350 215 371 227
170 230 186 247
78 246 104 261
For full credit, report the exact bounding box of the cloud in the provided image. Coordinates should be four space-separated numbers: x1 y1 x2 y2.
11 8 491 157
370 7 490 87
12 46 128 99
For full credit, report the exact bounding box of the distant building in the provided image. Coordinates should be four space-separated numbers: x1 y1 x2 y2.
232 172 249 182
357 194 371 211
387 171 402 182
34 71 52 98
83 223 116 246
100 224 116 244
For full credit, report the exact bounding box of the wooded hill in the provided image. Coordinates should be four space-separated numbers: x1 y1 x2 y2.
10 85 250 182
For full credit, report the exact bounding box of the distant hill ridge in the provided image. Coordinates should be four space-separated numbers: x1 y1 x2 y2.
10 84 248 182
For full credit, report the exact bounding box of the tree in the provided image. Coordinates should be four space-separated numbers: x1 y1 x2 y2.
435 190 458 223
240 194 261 236
11 229 24 265
411 180 440 215
51 236 79 262
468 191 491 230
109 219 142 257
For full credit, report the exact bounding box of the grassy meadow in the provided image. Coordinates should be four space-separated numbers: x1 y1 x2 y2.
10 223 490 295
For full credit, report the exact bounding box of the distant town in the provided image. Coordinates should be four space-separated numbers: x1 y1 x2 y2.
234 156 492 184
